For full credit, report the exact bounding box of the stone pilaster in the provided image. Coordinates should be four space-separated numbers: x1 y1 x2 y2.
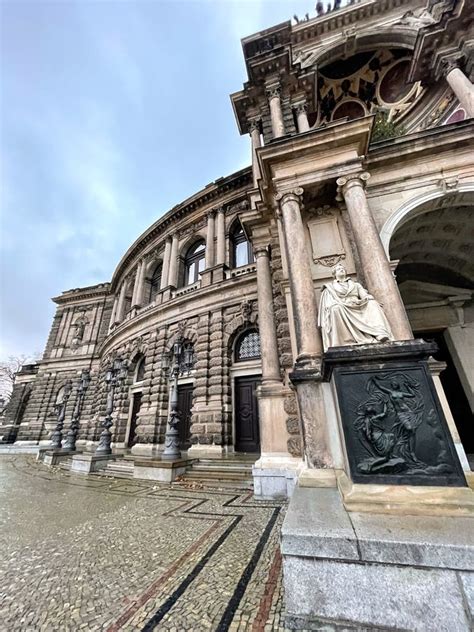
336 172 412 341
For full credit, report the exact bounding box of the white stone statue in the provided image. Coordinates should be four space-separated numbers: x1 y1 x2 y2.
318 264 393 351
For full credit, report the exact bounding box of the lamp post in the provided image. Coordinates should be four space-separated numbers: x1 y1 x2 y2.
162 337 194 461
63 369 91 451
50 381 72 449
96 358 128 455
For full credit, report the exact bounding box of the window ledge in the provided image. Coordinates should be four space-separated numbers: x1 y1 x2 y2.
229 263 256 278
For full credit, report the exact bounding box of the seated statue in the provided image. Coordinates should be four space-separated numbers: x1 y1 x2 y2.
318 264 393 350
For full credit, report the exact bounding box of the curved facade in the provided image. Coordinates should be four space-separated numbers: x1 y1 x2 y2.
3 0 473 499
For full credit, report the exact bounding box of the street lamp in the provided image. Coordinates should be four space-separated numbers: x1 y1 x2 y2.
50 381 72 449
96 358 128 455
162 337 194 461
63 369 91 451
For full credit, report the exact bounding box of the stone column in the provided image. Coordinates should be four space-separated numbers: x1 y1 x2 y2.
337 173 412 341
254 246 281 383
248 118 262 187
267 84 285 139
115 282 127 324
132 260 145 308
294 102 310 133
445 60 474 119
205 211 215 269
276 188 322 367
167 233 179 288
134 259 147 307
215 208 226 265
109 296 119 329
160 237 172 289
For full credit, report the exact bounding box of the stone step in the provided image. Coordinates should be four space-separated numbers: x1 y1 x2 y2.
184 470 252 482
94 469 134 479
192 464 253 474
177 476 253 490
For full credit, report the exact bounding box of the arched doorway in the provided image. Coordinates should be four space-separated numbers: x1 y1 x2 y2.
232 329 261 453
389 191 474 459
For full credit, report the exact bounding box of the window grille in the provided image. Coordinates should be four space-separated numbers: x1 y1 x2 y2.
236 330 261 361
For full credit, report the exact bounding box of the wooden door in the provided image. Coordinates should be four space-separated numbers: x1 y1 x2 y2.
177 384 193 449
235 376 260 453
127 392 142 448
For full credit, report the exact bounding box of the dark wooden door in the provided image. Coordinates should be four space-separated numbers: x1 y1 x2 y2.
235 376 260 453
127 392 142 448
177 384 193 449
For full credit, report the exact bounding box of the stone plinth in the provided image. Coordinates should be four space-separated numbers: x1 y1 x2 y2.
38 448 78 466
133 458 192 482
322 340 467 489
252 456 303 500
70 453 115 474
282 486 474 631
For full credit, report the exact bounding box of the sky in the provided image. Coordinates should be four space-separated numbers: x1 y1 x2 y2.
1 0 315 360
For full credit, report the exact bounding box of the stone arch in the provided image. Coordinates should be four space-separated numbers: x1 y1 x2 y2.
381 184 474 255
224 305 259 358
164 326 198 355
305 28 416 71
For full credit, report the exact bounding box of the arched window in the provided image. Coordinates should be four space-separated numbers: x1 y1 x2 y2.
148 263 162 304
185 241 206 285
231 222 254 268
235 329 261 362
135 357 146 383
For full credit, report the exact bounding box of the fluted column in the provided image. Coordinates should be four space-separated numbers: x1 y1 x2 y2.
337 172 412 340
267 84 285 139
115 282 127 324
294 102 310 133
134 259 147 307
167 233 179 288
160 237 172 289
215 208 226 265
445 60 474 118
248 118 262 187
205 211 215 269
276 188 322 367
254 246 281 383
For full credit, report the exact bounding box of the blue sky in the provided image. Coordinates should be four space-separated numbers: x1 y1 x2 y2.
1 0 314 359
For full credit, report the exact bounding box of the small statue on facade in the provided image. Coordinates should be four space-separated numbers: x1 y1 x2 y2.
318 264 393 350
70 317 87 351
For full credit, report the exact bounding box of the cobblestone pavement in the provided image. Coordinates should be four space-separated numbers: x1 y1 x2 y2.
0 456 291 631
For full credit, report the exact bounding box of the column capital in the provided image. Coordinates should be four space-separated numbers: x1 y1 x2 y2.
292 100 308 114
206 209 216 220
443 56 462 76
266 83 281 99
275 187 304 207
215 205 225 215
247 117 261 134
336 172 370 197
253 245 270 259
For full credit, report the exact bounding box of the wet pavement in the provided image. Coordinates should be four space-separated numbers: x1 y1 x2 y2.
0 456 288 631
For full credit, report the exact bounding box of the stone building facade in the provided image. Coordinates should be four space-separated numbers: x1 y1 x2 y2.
2 0 473 501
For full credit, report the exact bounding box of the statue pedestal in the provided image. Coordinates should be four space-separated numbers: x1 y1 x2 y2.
322 339 467 489
281 340 474 629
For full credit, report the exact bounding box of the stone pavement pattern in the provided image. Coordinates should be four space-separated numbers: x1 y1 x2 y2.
0 456 290 631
